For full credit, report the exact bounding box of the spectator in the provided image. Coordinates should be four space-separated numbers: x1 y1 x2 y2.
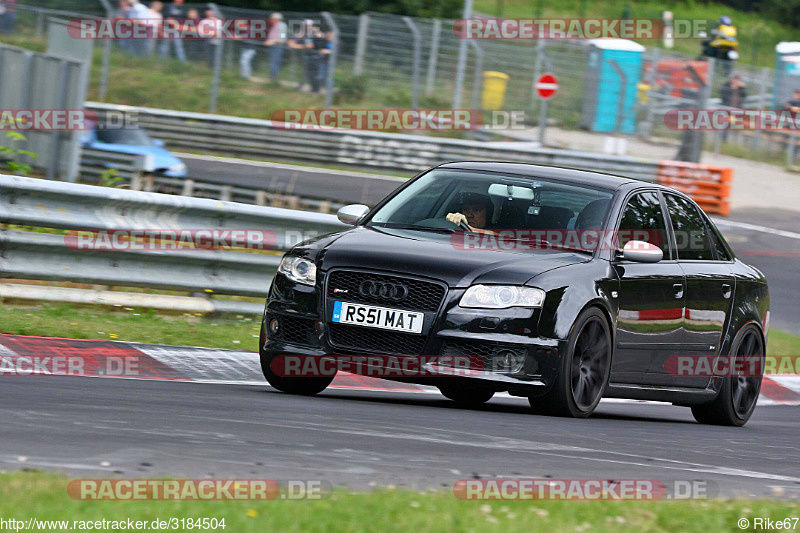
126 0 151 55
144 1 163 55
264 12 288 84
288 20 317 93
785 89 800 113
159 0 186 62
0 0 17 35
720 74 747 108
115 0 132 52
183 8 202 61
199 9 222 65
236 19 260 80
316 30 334 93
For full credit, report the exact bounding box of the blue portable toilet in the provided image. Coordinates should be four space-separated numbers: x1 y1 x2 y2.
773 42 800 108
579 39 645 134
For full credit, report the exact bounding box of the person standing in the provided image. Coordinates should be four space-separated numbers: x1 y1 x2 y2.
288 20 316 92
159 0 187 62
0 0 17 35
144 1 163 56
264 12 288 84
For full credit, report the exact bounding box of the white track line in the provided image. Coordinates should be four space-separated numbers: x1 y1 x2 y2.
712 218 800 240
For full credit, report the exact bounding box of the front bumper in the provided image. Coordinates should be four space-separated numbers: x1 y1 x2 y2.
261 274 566 394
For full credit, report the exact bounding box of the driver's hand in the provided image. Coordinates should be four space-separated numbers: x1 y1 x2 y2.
446 212 471 230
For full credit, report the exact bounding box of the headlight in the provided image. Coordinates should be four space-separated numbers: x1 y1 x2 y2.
278 256 317 286
459 285 545 309
169 163 186 172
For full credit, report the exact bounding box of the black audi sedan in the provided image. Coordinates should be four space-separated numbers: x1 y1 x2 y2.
260 162 769 426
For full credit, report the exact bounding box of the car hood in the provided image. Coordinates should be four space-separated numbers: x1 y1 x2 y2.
313 226 590 288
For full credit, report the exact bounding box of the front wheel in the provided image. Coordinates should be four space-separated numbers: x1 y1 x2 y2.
259 325 335 396
691 325 764 427
529 308 611 418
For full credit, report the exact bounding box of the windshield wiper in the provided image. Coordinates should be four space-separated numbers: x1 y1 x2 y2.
374 223 456 234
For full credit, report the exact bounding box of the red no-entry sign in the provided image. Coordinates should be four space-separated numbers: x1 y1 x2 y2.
536 73 559 99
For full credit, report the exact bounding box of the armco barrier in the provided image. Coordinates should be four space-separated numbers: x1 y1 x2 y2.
0 174 346 313
655 161 732 216
85 102 661 182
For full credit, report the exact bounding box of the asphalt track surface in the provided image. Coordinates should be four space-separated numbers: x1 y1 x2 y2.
1 375 799 497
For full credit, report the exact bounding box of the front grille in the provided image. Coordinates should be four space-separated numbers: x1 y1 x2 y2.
269 315 318 346
327 270 445 312
441 340 527 372
328 323 426 355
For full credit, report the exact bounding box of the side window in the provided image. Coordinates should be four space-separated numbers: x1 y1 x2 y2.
664 194 715 261
617 192 670 258
707 226 732 261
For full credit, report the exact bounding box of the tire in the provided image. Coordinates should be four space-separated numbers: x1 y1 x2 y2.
259 324 335 396
529 308 611 418
691 325 764 427
438 383 495 406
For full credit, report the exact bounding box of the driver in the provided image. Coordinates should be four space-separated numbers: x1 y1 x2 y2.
446 192 495 233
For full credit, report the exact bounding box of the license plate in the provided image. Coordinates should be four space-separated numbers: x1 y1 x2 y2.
331 301 423 334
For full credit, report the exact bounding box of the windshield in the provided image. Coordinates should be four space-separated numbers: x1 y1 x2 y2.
368 169 615 251
95 128 155 146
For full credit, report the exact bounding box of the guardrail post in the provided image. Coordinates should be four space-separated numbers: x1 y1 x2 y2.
209 41 223 113
753 67 769 152
425 19 441 98
403 17 422 110
35 11 45 38
181 179 195 197
321 12 339 110
452 0 473 110
353 14 369 76
130 172 143 191
468 41 484 111
143 174 154 192
220 185 232 202
255 191 268 206
641 47 660 140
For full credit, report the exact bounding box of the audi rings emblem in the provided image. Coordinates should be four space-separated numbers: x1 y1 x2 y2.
358 280 409 301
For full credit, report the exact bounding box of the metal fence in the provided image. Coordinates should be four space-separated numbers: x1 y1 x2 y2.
0 173 346 313
6 3 800 167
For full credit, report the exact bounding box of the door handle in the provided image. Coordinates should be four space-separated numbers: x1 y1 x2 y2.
722 283 732 299
673 283 684 299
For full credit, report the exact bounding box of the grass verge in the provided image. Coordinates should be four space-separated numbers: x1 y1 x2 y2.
0 471 797 532
0 303 260 351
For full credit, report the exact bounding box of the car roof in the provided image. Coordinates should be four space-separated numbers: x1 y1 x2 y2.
436 161 646 191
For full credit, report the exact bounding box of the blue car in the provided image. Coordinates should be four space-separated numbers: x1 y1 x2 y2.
81 125 187 178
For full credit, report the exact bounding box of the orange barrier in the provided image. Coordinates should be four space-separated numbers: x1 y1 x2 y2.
656 161 732 216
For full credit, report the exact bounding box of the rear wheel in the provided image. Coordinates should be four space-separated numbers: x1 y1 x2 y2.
438 383 495 406
259 324 334 396
529 308 611 418
691 326 764 427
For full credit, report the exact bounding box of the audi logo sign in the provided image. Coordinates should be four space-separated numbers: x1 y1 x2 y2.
358 280 409 301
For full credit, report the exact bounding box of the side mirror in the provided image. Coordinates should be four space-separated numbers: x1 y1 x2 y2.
153 139 166 148
618 240 663 263
337 204 370 225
